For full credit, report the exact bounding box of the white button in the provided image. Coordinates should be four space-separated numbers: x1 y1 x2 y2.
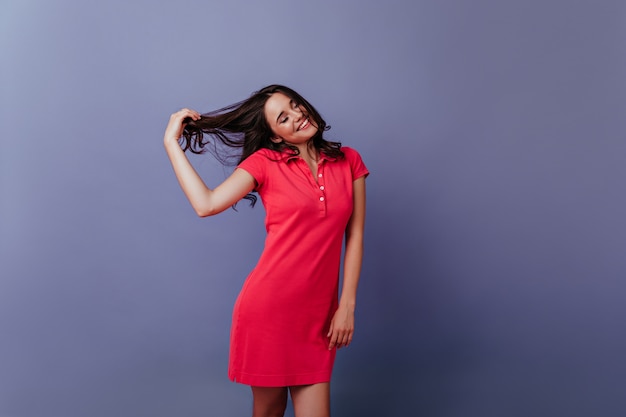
319 196 325 201
318 173 322 177
320 186 325 190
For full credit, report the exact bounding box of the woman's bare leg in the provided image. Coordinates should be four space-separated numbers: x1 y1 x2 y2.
250 386 288 417
290 383 331 417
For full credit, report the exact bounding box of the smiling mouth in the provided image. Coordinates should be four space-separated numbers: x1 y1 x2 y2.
298 118 310 131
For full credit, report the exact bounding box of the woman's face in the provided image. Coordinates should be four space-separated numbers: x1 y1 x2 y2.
264 92 317 145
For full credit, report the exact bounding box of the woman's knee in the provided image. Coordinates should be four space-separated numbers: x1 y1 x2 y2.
290 383 330 417
251 386 288 417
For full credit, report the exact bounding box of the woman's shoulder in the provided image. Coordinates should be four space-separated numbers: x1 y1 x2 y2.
250 147 276 157
337 146 369 178
242 147 283 162
339 146 363 160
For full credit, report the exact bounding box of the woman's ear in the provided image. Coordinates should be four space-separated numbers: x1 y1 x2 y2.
270 136 283 144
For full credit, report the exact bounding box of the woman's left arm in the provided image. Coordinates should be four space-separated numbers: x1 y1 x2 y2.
327 176 366 350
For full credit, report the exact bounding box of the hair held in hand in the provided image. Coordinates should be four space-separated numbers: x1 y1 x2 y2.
180 85 344 167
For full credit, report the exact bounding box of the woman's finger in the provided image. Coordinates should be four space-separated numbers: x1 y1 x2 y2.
172 108 201 121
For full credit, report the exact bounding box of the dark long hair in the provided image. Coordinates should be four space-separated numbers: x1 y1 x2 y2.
180 85 343 206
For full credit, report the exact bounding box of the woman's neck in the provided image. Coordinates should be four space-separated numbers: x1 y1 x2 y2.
293 141 318 163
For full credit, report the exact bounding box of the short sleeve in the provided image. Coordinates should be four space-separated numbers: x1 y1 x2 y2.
237 150 268 189
342 147 369 180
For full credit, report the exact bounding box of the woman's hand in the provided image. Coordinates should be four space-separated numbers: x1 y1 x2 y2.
327 304 355 350
164 108 201 145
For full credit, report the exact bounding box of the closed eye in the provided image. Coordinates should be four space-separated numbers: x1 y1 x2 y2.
277 100 299 124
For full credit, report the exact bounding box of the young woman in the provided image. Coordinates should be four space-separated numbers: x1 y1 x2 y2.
163 85 368 417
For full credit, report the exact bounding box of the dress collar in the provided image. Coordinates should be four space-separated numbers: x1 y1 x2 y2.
281 149 337 163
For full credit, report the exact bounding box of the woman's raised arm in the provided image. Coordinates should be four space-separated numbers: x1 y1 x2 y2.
164 109 256 217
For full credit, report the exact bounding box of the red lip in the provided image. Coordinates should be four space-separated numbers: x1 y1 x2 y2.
298 118 310 131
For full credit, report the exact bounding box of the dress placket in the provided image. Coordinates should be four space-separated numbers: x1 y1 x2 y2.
316 161 327 217
293 158 328 218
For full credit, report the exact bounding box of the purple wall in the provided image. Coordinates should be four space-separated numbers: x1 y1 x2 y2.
2 0 625 416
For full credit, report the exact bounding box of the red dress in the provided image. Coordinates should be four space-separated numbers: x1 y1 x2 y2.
228 146 369 387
